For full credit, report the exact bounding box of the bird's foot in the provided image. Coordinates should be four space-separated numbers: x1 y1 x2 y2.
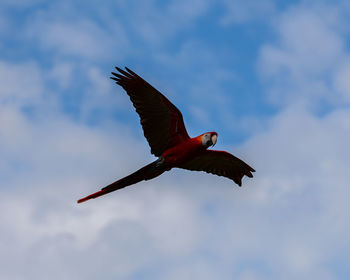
156 157 165 167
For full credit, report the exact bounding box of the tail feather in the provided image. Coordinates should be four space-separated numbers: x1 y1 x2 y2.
77 159 165 204
77 189 110 203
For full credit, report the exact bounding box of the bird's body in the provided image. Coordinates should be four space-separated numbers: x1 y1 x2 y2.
77 67 255 203
162 134 203 166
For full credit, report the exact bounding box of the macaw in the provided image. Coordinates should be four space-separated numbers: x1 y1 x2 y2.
77 67 255 203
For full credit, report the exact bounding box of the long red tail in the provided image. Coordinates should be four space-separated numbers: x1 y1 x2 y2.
77 160 165 203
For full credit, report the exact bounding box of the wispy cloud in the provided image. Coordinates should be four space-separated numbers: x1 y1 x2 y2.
0 61 43 106
1 0 350 279
258 2 347 108
27 16 128 61
221 0 276 24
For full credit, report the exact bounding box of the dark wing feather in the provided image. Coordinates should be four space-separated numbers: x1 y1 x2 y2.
179 150 255 186
111 67 190 156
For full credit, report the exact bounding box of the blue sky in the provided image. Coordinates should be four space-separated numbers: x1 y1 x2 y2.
1 0 350 279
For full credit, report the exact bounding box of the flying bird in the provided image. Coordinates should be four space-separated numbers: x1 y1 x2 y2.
77 67 255 203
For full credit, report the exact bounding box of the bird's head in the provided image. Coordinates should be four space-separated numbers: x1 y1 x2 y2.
201 132 218 148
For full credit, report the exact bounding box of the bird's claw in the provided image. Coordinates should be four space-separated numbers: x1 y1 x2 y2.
156 157 165 167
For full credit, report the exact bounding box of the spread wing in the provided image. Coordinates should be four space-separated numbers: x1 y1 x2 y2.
111 67 190 157
179 150 255 186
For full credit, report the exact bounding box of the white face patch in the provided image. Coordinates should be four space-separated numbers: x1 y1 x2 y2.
201 133 211 146
201 133 216 147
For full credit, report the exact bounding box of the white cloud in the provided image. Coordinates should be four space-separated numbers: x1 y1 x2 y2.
2 1 350 279
258 2 349 108
0 61 43 106
28 19 124 60
21 0 210 60
0 57 202 279
4 95 349 279
79 66 121 119
48 62 75 89
22 1 129 61
0 124 203 279
113 0 210 46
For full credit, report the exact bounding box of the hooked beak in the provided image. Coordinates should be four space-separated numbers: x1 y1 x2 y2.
211 134 217 147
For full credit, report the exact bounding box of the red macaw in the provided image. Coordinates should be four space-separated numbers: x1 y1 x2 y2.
77 67 255 203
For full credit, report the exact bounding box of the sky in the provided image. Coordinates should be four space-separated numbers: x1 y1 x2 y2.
1 0 350 279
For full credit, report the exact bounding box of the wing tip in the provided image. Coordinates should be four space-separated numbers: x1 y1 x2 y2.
246 170 254 178
114 66 136 78
125 67 137 76
110 71 130 87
